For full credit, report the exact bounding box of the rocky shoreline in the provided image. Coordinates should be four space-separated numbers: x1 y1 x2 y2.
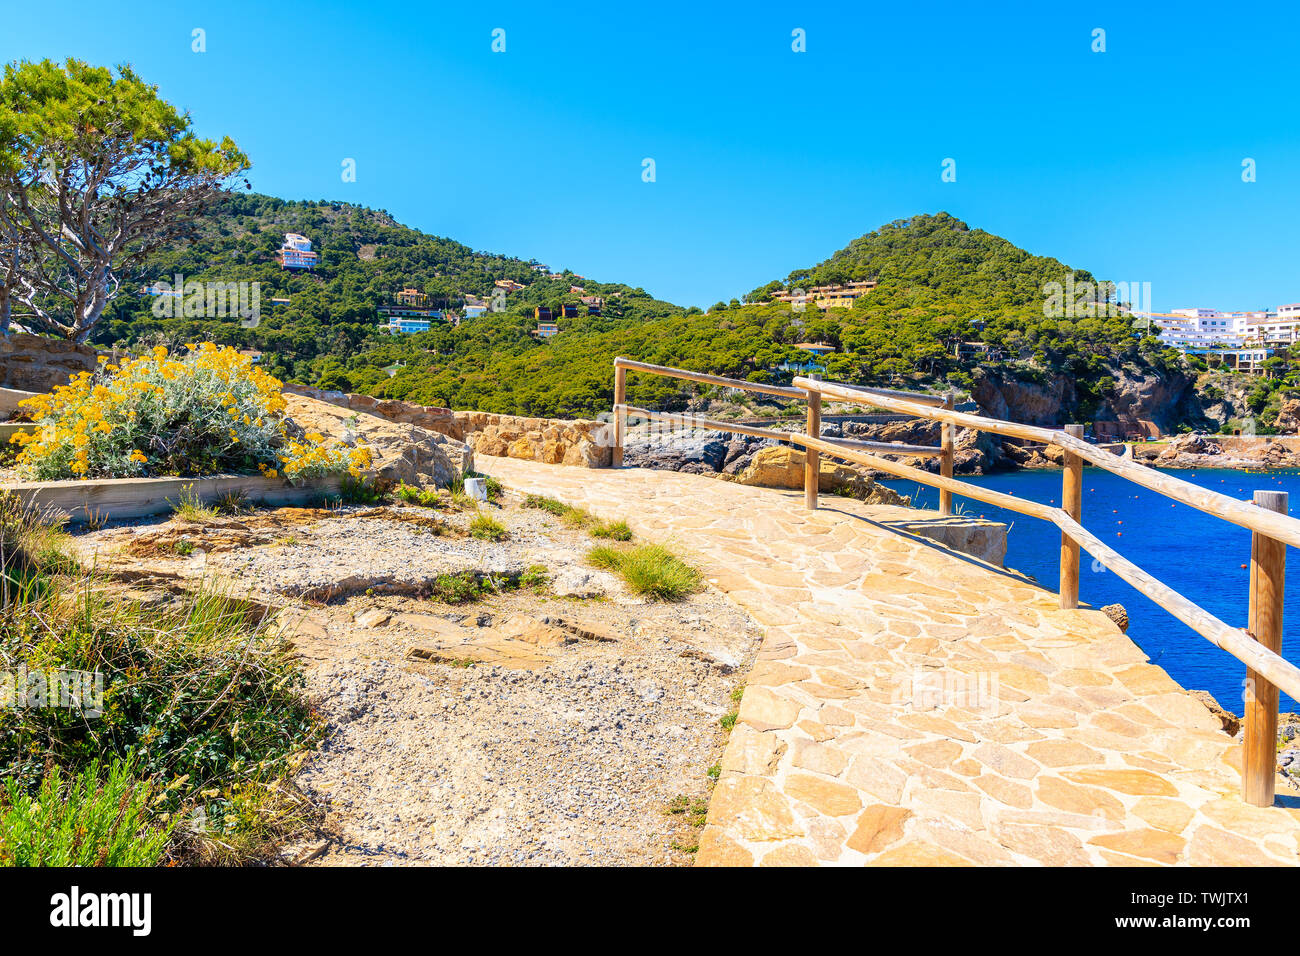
624 417 1300 485
1130 433 1300 471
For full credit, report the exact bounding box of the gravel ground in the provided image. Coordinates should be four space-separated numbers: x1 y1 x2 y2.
74 492 763 866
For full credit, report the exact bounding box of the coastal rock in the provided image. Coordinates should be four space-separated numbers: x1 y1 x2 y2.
1189 690 1241 737
737 446 909 505
1001 441 1066 469
1100 603 1129 632
1138 431 1300 470
623 431 752 474
1274 399 1300 434
972 361 1198 437
971 367 1073 427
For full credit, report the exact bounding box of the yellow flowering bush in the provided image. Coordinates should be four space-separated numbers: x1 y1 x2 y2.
12 344 371 483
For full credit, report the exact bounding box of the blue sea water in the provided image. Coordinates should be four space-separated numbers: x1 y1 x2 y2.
880 467 1300 716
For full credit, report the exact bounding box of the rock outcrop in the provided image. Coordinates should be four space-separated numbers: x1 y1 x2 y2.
971 361 1201 436
1274 399 1300 434
736 446 910 505
284 394 473 490
971 367 1074 428
623 431 744 475
1100 603 1129 632
469 419 612 468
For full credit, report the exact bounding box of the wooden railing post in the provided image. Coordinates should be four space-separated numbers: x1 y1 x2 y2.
1244 489 1287 806
1059 424 1085 609
612 360 627 468
804 390 822 510
938 392 955 516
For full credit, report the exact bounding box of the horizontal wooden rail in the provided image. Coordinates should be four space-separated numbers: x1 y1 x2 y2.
791 430 1300 706
795 376 1300 552
826 436 945 458
623 406 943 458
1058 513 1300 705
615 357 808 400
793 432 1058 522
831 383 949 408
622 406 796 444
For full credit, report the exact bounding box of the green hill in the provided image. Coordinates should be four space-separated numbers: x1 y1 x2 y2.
97 192 685 391
98 200 1198 424
748 212 1092 307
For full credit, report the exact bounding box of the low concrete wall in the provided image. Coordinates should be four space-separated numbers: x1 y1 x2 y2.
876 509 1009 567
1 473 345 525
0 387 39 419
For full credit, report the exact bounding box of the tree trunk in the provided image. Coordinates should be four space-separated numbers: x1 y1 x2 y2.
73 267 112 343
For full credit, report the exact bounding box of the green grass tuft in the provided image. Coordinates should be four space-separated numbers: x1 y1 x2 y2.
522 493 568 516
169 484 221 521
1 567 322 865
468 512 507 541
585 542 702 601
590 519 633 541
396 482 443 508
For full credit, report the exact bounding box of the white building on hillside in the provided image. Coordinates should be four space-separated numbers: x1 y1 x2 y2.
277 233 319 270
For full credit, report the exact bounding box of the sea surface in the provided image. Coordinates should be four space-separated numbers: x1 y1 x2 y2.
880 467 1300 716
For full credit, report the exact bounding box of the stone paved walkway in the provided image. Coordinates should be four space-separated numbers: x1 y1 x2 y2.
479 456 1300 866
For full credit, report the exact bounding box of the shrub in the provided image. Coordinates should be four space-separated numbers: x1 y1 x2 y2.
586 543 702 601
0 492 75 589
0 758 174 866
520 564 549 589
429 572 493 603
12 343 371 482
0 575 321 864
337 475 385 505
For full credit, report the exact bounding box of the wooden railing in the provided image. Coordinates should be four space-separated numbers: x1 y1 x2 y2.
612 356 1299 808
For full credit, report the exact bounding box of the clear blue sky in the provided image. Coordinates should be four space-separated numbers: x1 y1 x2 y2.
5 0 1298 311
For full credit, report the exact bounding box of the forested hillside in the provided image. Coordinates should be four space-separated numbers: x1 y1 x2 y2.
95 193 684 392
98 201 1204 424
749 212 1091 306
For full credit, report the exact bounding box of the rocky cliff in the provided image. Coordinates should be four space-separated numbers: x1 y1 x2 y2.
970 360 1201 434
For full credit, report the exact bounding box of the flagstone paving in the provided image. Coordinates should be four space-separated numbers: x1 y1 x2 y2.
479 456 1300 866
